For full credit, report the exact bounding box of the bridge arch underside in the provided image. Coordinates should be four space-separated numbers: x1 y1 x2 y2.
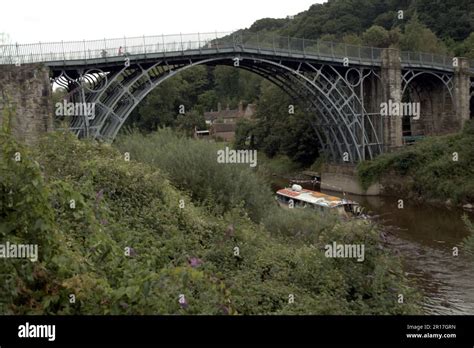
401 69 456 137
53 55 383 163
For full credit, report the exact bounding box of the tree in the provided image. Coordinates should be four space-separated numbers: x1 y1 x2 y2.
234 118 256 149
461 33 474 59
197 90 218 111
362 25 390 47
342 34 362 46
400 15 447 54
237 81 320 165
175 110 206 137
214 66 240 106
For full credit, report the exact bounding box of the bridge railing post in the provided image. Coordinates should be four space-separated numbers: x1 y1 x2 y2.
162 34 166 57
39 42 43 61
15 43 19 66
62 40 66 62
198 33 202 54
288 36 291 57
257 32 261 53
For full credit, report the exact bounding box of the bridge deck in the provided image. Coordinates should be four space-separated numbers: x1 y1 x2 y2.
1 32 472 74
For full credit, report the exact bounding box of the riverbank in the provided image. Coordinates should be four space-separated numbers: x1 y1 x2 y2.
270 174 474 314
357 120 474 209
0 127 422 314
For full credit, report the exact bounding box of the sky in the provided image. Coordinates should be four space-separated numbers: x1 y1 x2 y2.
1 0 324 44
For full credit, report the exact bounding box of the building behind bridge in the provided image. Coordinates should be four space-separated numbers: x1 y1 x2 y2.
198 101 256 141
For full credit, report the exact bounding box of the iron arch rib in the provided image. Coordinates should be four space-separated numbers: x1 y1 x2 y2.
57 54 384 162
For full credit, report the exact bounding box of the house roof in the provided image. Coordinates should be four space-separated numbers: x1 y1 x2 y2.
205 110 240 120
212 123 236 132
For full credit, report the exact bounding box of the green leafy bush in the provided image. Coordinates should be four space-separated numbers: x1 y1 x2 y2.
357 120 474 203
0 129 421 314
115 128 273 223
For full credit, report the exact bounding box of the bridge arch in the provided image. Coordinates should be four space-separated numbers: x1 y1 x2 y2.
401 69 456 137
56 53 383 162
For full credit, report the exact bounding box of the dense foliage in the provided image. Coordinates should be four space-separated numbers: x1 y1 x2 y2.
234 81 321 166
0 127 421 314
115 128 272 223
357 120 474 204
247 0 472 55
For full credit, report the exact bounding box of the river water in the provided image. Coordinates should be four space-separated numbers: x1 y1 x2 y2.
272 178 474 314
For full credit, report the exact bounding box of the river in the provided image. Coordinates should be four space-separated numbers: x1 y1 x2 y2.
272 177 474 315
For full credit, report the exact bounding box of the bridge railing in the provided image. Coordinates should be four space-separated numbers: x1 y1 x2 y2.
0 31 470 72
0 32 231 64
0 31 383 65
401 51 451 69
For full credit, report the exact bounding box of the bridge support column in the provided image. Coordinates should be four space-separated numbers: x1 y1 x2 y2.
453 57 471 128
381 48 403 151
0 64 53 145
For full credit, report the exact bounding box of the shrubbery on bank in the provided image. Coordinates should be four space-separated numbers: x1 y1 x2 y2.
357 120 474 204
0 129 420 314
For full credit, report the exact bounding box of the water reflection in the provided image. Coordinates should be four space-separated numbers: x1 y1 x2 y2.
326 190 474 315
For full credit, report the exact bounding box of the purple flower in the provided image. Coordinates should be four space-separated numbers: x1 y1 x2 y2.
95 189 104 202
225 224 235 238
188 257 203 268
219 305 229 315
100 219 108 225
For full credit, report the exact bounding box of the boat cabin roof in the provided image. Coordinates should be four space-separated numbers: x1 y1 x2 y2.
276 188 357 208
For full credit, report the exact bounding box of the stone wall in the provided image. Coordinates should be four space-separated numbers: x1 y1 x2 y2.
453 57 471 128
321 163 381 196
0 64 53 145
